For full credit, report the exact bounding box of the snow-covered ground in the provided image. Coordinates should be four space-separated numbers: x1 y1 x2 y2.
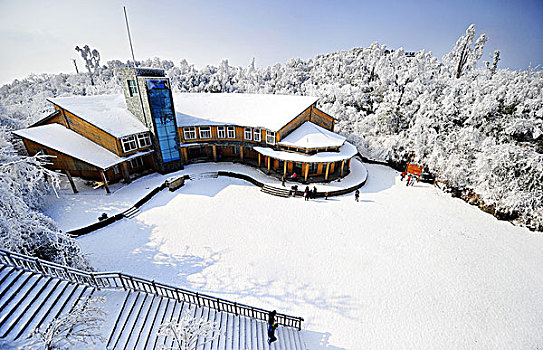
44 162 543 349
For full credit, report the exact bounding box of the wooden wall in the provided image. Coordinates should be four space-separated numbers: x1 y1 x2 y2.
22 138 103 180
276 107 311 141
310 107 335 131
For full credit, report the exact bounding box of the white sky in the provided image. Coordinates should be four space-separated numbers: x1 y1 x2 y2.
0 0 542 85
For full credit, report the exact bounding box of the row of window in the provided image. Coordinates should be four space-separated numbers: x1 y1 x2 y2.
183 126 275 144
121 132 152 153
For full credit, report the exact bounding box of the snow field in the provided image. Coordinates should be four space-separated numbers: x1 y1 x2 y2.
46 162 543 349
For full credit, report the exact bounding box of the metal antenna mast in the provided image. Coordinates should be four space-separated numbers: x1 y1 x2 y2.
123 6 137 67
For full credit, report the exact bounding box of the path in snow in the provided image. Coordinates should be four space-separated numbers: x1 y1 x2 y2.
45 163 543 349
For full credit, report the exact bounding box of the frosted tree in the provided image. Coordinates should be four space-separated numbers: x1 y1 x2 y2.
157 311 221 350
75 45 101 86
484 50 501 75
443 24 487 78
28 296 106 350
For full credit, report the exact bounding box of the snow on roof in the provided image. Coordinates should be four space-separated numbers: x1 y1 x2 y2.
278 121 345 149
48 95 148 138
13 124 151 170
254 142 358 163
173 93 319 131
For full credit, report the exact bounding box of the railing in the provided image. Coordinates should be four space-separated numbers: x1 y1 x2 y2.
0 248 304 330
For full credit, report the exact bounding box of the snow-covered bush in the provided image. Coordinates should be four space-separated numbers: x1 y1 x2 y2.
157 311 221 350
28 296 106 349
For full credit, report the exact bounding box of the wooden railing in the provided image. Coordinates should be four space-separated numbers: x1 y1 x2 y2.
0 248 303 330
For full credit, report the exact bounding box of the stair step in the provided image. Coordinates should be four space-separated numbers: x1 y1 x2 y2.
261 185 291 198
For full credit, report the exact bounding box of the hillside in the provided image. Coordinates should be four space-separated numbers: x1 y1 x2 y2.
0 26 542 257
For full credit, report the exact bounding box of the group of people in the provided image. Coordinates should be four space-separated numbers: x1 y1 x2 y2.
400 171 419 186
304 186 318 200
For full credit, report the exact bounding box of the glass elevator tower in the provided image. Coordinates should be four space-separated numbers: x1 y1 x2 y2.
119 67 183 173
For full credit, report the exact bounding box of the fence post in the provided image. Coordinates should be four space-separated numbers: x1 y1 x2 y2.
152 280 158 294
234 302 238 316
34 257 43 273
215 297 220 312
119 273 126 290
90 273 100 289
64 266 70 280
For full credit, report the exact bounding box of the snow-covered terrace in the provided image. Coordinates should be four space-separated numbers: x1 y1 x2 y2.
12 124 152 170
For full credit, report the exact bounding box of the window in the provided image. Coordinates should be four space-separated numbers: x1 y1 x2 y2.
137 133 152 148
266 131 276 145
121 135 137 153
254 129 261 142
128 80 138 96
184 127 196 140
244 128 252 140
227 126 235 139
217 126 226 138
129 157 144 169
199 126 211 139
113 165 120 174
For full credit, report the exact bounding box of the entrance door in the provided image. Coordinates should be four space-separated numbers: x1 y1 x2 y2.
293 162 303 176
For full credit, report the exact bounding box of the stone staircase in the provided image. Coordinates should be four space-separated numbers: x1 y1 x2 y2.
260 185 291 198
0 259 306 349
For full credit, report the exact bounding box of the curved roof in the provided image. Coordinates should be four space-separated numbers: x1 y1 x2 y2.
173 93 319 131
278 121 345 149
254 142 357 163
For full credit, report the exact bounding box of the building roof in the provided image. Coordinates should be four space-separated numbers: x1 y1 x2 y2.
47 95 148 138
278 121 345 149
48 93 319 137
254 142 358 163
173 93 319 131
13 124 152 170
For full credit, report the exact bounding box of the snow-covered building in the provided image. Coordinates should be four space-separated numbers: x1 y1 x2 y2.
13 68 357 192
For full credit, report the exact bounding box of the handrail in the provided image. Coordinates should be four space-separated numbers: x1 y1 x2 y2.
0 248 304 330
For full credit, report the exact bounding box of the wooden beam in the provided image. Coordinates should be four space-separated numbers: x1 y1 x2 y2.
267 157 271 173
258 153 261 167
304 163 309 182
100 170 111 194
325 162 330 181
283 161 287 176
122 163 131 184
340 160 345 177
212 145 217 162
64 170 78 194
240 146 244 162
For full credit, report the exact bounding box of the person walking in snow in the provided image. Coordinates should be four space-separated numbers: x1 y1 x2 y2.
325 191 329 200
268 310 278 344
355 189 360 202
304 186 310 201
400 171 406 181
406 174 412 186
313 186 317 199
281 175 286 187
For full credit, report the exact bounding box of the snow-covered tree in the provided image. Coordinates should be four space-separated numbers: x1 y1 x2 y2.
28 296 106 350
442 24 487 78
157 311 221 350
75 45 101 86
